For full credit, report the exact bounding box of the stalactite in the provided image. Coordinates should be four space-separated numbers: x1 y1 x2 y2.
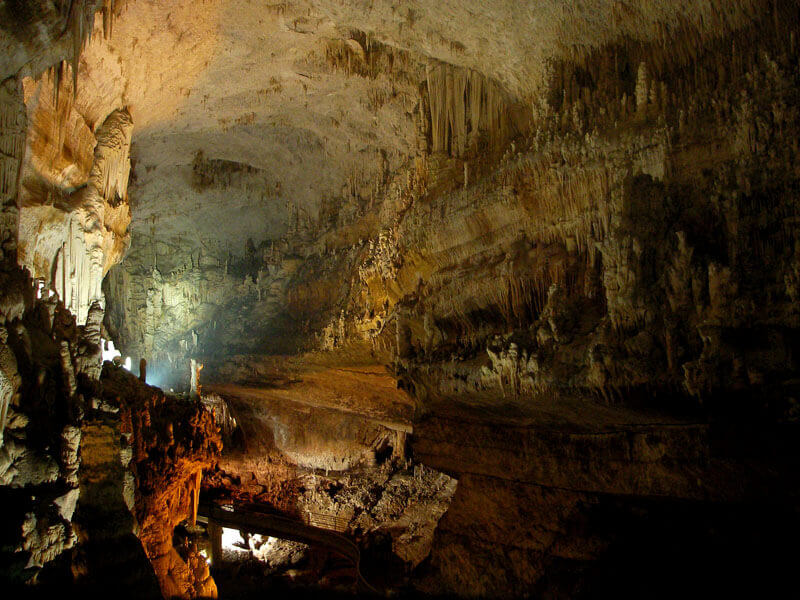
103 0 116 39
0 78 25 259
426 61 513 157
635 62 649 113
43 1 121 107
70 5 83 96
36 108 133 324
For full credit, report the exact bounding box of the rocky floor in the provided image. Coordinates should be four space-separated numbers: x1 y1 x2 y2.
201 453 456 596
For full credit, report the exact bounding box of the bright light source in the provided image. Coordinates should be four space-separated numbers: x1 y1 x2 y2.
124 356 132 371
221 527 247 553
101 339 121 363
248 534 278 562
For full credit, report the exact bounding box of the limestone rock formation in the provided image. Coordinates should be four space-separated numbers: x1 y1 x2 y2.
18 94 133 324
0 3 220 595
3 0 800 597
103 364 221 599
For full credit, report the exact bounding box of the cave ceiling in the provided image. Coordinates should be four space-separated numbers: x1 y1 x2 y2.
3 0 763 253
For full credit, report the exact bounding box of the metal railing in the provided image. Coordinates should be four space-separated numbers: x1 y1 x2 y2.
199 502 379 595
301 511 350 532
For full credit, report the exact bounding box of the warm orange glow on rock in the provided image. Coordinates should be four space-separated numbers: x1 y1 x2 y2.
103 365 221 598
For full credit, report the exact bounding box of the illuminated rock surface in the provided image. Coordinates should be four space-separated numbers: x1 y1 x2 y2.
1 0 800 597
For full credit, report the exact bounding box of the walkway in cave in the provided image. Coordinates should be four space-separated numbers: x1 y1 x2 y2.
198 502 379 595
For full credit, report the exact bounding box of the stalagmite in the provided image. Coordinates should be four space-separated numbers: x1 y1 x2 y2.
190 469 202 527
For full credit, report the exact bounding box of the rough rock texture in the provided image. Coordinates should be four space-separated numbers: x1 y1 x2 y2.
203 356 414 472
0 2 132 588
413 407 800 596
4 0 800 597
0 269 97 584
0 77 25 261
205 436 456 594
98 1 800 595
71 416 161 597
300 464 456 575
102 365 221 599
101 2 800 411
96 0 780 379
18 88 133 325
0 4 220 596
0 1 106 84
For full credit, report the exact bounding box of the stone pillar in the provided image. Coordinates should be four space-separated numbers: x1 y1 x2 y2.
190 470 202 527
393 430 407 460
190 359 198 397
208 521 222 566
139 358 147 383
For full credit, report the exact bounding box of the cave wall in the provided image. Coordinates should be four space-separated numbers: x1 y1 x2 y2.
101 3 800 594
102 205 304 389
3 0 800 596
394 9 800 594
0 5 103 580
104 2 800 418
310 2 800 417
0 2 194 591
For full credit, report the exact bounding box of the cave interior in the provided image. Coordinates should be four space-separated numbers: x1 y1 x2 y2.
1 1 800 598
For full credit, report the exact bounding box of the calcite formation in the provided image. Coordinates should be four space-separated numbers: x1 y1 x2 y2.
103 365 221 599
17 87 133 324
2 0 800 597
0 2 221 595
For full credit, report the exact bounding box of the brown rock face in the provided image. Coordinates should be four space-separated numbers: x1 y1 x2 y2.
102 365 221 599
17 96 133 325
0 4 213 595
98 1 800 594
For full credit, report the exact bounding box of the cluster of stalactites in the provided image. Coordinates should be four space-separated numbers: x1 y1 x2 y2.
48 107 133 324
553 0 767 66
51 220 102 325
49 0 119 106
426 61 512 157
0 79 25 259
0 83 24 199
93 107 133 204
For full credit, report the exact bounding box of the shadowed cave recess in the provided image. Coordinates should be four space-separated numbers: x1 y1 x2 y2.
2 1 800 598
